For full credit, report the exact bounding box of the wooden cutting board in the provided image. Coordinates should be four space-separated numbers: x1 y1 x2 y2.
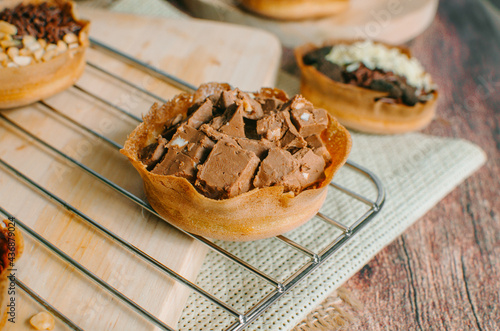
183 0 439 47
0 9 280 330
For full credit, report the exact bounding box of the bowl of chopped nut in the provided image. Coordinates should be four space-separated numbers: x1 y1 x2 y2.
0 0 90 109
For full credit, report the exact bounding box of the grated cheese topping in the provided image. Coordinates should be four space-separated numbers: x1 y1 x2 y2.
325 40 436 93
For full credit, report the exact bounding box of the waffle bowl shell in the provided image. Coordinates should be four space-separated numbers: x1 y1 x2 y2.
121 83 352 241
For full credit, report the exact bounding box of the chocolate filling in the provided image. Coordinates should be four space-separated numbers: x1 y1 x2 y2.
0 2 84 44
303 46 433 106
139 90 332 199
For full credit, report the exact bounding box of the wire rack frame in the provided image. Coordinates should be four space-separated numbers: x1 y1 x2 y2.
0 39 385 331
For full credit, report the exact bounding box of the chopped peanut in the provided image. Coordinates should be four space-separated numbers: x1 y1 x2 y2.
0 21 17 35
0 18 83 68
29 311 55 330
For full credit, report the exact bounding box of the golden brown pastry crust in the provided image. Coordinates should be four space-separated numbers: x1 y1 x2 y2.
121 83 352 241
295 41 438 134
239 0 349 21
0 0 90 109
0 219 24 329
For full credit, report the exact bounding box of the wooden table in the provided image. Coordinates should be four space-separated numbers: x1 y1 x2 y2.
170 0 499 329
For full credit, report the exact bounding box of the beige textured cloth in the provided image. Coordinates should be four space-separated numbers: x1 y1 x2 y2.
79 2 487 329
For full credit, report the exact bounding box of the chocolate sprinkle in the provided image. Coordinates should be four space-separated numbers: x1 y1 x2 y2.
0 2 84 44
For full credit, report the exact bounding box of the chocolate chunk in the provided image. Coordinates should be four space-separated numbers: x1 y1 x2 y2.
352 65 373 87
207 94 220 106
209 115 226 130
258 97 283 114
219 106 246 138
201 124 273 160
292 148 326 188
236 91 264 120
256 108 306 150
187 99 214 129
277 109 307 150
256 112 284 141
168 125 214 162
370 79 403 99
200 123 232 142
235 137 274 160
151 148 198 181
195 139 260 199
302 46 333 65
401 84 419 106
316 59 344 83
280 95 314 113
305 134 331 163
372 70 387 81
138 136 168 170
290 107 328 137
216 90 237 112
253 148 300 191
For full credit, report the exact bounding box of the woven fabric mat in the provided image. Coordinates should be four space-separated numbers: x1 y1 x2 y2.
77 2 487 330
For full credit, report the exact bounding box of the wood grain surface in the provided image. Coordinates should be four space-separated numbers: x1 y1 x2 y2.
171 0 500 329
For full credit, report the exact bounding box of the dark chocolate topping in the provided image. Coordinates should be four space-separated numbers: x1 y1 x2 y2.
0 2 84 43
303 46 433 106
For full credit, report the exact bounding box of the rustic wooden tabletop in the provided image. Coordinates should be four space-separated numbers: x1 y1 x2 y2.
171 0 500 329
341 0 500 329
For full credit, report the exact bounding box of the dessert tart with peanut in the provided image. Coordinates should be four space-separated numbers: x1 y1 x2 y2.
0 219 24 328
0 0 90 109
295 40 438 134
121 83 352 241
239 0 350 21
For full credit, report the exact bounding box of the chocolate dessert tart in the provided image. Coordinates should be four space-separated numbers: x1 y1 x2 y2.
0 219 24 328
121 83 351 241
239 0 349 21
295 40 438 134
0 0 90 109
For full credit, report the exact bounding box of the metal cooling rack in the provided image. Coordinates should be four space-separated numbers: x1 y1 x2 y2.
0 38 385 331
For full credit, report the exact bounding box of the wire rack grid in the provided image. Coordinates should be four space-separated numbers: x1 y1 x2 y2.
0 39 385 331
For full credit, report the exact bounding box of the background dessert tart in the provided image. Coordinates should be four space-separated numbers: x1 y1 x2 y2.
239 0 350 21
0 0 90 109
295 40 438 134
121 83 352 241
